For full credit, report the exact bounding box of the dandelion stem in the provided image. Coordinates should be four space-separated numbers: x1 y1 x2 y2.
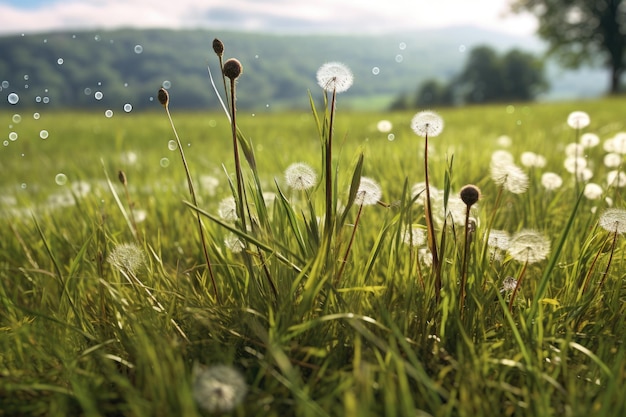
161 93 219 303
422 132 441 301
228 77 248 234
459 206 472 315
597 227 619 292
324 88 337 238
336 203 363 285
580 232 612 295
508 259 528 312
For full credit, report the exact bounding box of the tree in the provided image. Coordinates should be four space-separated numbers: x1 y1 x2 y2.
501 49 548 101
457 46 505 103
414 79 454 107
511 0 626 94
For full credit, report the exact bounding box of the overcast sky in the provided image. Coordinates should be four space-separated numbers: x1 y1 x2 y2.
0 0 538 36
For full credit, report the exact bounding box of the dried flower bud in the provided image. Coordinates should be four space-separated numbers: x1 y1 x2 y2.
157 87 169 107
118 170 127 186
460 184 481 207
212 38 224 57
223 58 243 80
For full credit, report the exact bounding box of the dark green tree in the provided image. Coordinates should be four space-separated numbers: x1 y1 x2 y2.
501 49 548 101
414 79 454 107
457 46 505 103
511 0 626 94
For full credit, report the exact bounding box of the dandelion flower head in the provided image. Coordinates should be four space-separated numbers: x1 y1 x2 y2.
487 229 510 251
192 363 248 414
507 229 551 263
377 119 393 133
520 151 546 168
354 176 382 206
607 170 626 188
316 62 354 93
584 183 603 200
580 132 600 148
567 111 590 129
285 162 317 191
411 110 444 138
490 161 529 194
107 242 145 275
218 196 238 221
541 172 563 191
402 225 426 247
501 276 518 293
598 208 626 234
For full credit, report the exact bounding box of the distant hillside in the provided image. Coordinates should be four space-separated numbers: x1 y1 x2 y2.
0 28 606 112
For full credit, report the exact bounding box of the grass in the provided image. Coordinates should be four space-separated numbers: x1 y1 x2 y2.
1 89 626 417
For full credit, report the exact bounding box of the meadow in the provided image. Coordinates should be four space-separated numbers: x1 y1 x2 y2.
1 83 626 417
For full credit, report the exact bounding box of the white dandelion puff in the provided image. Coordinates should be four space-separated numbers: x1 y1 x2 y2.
285 162 317 191
218 196 238 221
507 229 551 264
541 172 563 191
567 111 590 129
107 242 145 275
354 177 382 206
411 110 444 138
584 183 603 200
316 62 354 93
598 208 626 235
192 364 247 414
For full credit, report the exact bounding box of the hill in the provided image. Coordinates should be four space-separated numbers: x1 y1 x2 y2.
0 28 606 112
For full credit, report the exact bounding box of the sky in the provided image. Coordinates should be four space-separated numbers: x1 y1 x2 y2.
0 0 538 36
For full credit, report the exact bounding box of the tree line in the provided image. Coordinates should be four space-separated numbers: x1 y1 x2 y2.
390 45 548 109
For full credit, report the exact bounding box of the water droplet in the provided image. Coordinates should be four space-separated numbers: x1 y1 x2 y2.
208 119 217 127
9 132 18 141
84 87 92 95
39 130 49 139
7 93 19 104
72 34 76 39
94 34 101 41
266 104 270 108
12 114 21 123
459 45 466 53
23 74 29 81
3 141 8 147
123 82 128 87
24 84 29 89
21 183 27 189
372 67 380 75
255 54 259 59
123 103 132 112
395 54 404 63
94 91 103 100
399 42 407 50
42 97 50 104
134 44 143 54
55 173 68 185
387 133 395 141
105 109 113 118
506 105 515 114
1 81 9 88
35 96 42 103
168 140 177 150
57 58 64 65
160 157 170 167
33 112 40 120
44 88 48 93
97 81 102 86
162 80 171 89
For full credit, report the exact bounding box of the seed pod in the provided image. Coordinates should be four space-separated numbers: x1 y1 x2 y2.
460 184 481 207
157 87 169 107
118 170 127 186
223 58 243 80
212 38 224 57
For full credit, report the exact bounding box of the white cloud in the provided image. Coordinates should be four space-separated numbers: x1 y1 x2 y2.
0 0 538 36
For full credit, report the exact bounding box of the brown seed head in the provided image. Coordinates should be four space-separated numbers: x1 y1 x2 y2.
223 58 243 80
157 87 169 107
460 184 481 207
212 38 224 57
118 170 127 186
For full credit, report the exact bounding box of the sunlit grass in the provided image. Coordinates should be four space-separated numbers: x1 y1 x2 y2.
1 95 625 417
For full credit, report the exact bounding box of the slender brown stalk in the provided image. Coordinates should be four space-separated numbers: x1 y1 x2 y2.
423 132 441 301
158 88 219 302
508 259 529 312
325 88 337 238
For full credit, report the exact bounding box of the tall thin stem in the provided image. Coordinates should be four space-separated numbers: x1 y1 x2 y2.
508 259 529 312
160 91 219 302
423 133 441 301
229 79 247 233
324 88 337 238
459 206 472 315
335 203 363 285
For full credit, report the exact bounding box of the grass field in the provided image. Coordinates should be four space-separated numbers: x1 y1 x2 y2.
1 94 625 417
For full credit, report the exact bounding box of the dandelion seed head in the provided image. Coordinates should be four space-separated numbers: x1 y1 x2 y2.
567 111 590 129
218 196 238 221
411 110 444 138
603 153 622 168
541 172 563 191
607 170 626 188
612 133 626 154
565 143 585 158
584 183 603 200
501 276 518 293
490 162 529 194
491 150 515 166
412 182 441 205
107 243 145 275
576 168 593 182
520 151 546 168
377 119 393 133
598 208 626 234
316 62 353 93
402 225 426 247
419 248 433 268
563 156 587 174
285 162 317 191
487 230 510 251
192 364 247 414
580 132 600 148
508 229 551 263
224 233 245 253
496 135 512 147
354 177 382 206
